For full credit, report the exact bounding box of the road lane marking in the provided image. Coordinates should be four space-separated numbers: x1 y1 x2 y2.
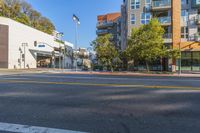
0 79 199 90
0 80 144 88
0 122 87 133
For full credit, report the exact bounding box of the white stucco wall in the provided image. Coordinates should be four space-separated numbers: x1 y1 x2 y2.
0 17 64 69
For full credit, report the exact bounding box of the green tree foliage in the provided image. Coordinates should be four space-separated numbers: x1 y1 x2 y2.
126 19 180 71
93 34 120 72
14 12 30 25
165 49 181 60
0 0 55 35
0 0 3 15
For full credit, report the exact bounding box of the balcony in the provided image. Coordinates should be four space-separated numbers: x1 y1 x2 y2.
189 33 200 42
96 29 109 35
151 0 171 11
163 33 172 43
181 16 188 26
191 0 200 8
158 16 171 26
196 15 200 25
97 21 114 28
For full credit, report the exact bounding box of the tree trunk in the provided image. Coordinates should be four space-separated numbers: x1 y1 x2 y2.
110 61 114 72
160 57 163 72
146 61 150 72
111 66 114 73
108 60 114 72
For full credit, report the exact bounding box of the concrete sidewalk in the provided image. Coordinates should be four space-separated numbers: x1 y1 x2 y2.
60 71 200 78
0 69 45 76
0 69 200 77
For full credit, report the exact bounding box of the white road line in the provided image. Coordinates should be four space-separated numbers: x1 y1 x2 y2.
0 122 87 133
114 85 145 88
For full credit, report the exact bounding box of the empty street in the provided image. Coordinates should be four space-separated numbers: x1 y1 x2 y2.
0 73 199 133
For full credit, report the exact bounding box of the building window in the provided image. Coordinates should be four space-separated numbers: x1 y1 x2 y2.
181 0 188 5
145 0 151 11
141 13 151 24
181 26 188 39
131 0 140 9
131 14 136 24
181 10 188 22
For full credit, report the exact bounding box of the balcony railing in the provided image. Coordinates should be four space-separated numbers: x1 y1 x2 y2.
97 21 114 28
181 16 188 26
158 16 171 25
152 0 171 10
163 33 172 43
163 33 172 39
196 14 200 25
188 33 200 42
96 29 108 35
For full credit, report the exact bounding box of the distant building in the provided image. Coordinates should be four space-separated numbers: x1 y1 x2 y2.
121 0 200 72
73 48 91 70
96 13 122 50
0 17 73 69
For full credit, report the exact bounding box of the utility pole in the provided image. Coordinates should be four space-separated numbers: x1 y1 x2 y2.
73 14 80 72
22 43 28 69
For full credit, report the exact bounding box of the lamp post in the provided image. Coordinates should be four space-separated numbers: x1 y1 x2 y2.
22 43 28 69
73 14 80 72
57 32 64 69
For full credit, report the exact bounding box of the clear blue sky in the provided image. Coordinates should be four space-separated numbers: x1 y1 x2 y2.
26 0 122 48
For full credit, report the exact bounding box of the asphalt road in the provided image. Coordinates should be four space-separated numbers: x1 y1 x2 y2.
0 73 200 133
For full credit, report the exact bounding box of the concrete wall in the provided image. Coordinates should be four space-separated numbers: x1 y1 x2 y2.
0 17 64 69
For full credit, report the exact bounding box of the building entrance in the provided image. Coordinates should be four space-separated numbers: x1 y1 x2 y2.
37 54 53 68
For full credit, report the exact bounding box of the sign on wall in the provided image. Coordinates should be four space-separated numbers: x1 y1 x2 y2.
38 44 45 48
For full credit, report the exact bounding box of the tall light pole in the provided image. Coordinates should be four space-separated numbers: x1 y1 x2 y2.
73 14 80 71
22 43 28 69
57 32 64 69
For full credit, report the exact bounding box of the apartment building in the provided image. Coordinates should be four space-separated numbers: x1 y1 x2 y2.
121 0 200 72
0 17 73 69
96 13 122 50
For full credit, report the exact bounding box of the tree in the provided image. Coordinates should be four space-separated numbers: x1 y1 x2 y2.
37 17 55 34
15 12 30 25
93 34 120 72
165 49 181 61
0 0 3 15
0 0 55 35
20 0 31 16
126 19 165 72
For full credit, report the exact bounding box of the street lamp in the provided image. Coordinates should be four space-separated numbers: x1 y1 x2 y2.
73 14 80 71
57 32 64 69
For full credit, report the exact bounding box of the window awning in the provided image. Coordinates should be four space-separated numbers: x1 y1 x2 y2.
29 49 60 57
